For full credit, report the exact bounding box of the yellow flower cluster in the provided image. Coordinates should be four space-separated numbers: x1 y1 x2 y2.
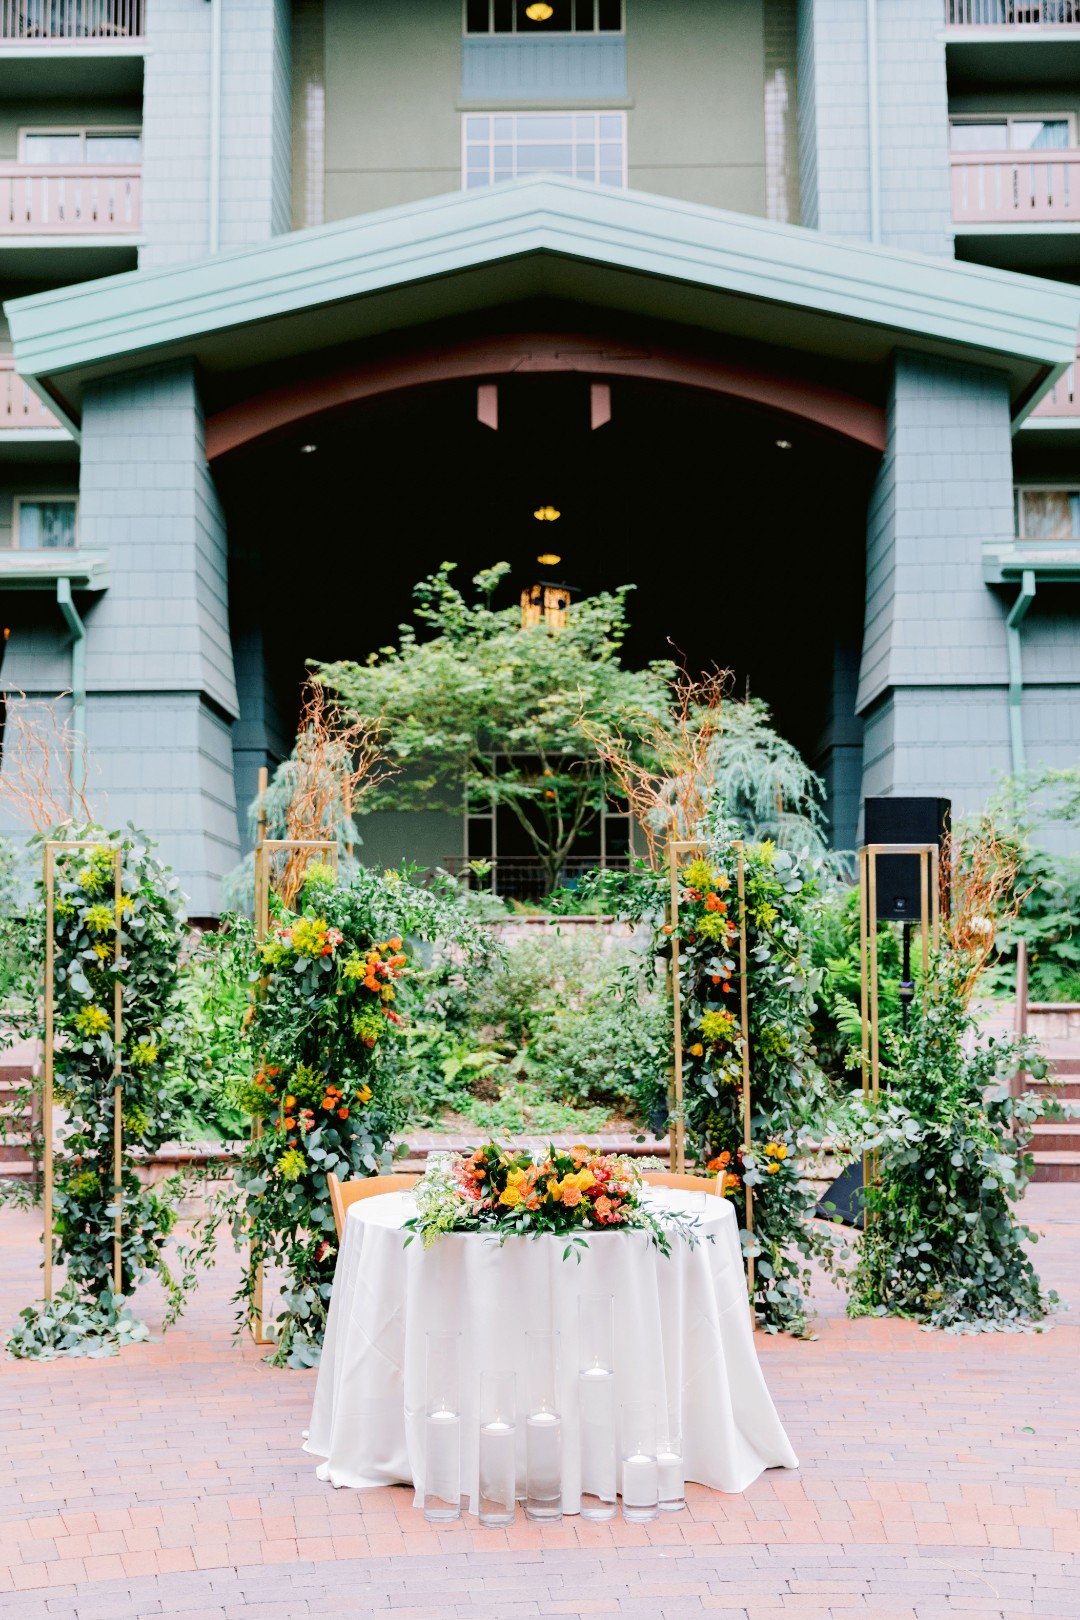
277 1147 306 1181
83 903 116 936
75 1005 111 1036
763 1141 788 1175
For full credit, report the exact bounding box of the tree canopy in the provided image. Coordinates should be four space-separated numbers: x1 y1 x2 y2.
316 562 674 892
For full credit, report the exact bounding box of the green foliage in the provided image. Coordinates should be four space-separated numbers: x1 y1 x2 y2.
977 769 1080 1003
159 926 254 1141
318 562 674 893
220 864 497 1367
697 698 832 859
388 929 668 1135
5 1282 150 1360
844 949 1072 1332
31 826 194 1330
808 883 906 1084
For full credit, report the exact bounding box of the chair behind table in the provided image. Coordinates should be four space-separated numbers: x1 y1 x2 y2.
327 1171 420 1240
641 1172 720 1195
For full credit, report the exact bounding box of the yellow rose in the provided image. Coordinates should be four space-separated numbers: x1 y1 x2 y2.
566 1168 595 1193
546 1178 564 1200
499 1185 523 1208
776 1145 788 1160
767 1163 780 1175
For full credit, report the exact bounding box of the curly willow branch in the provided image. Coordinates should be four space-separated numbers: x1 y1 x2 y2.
0 691 92 831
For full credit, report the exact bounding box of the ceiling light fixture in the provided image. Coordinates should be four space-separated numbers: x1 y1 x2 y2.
775 439 792 450
537 553 561 566
533 505 561 522
300 443 318 454
525 3 555 20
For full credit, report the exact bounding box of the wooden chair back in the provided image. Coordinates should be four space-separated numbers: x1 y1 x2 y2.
327 1171 419 1240
641 1171 720 1195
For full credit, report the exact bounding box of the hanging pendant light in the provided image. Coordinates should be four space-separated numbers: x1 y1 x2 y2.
525 3 555 20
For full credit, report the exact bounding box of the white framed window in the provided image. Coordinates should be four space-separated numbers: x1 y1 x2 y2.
463 111 626 188
950 114 1074 153
18 127 142 164
465 0 623 34
15 496 78 550
1014 485 1080 541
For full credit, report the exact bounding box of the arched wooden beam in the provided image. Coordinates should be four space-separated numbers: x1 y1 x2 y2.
205 332 885 461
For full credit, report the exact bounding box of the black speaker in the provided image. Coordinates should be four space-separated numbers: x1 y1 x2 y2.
863 797 950 921
815 1161 865 1228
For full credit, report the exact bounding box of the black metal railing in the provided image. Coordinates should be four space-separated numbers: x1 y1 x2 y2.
945 1 1079 23
1 1 143 41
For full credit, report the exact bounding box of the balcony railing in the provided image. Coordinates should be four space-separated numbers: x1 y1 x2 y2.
0 164 140 233
0 357 61 429
951 149 1080 223
1031 358 1079 417
0 1 143 42
945 2 1080 23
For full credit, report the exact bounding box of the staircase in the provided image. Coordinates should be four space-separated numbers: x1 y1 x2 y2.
0 1038 39 1190
1010 942 1080 1184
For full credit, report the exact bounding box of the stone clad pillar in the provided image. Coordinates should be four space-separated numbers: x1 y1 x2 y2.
856 351 1016 822
77 361 241 916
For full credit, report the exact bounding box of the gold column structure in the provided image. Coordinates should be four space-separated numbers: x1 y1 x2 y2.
666 837 754 1308
249 766 338 1345
41 839 125 1303
859 841 941 1201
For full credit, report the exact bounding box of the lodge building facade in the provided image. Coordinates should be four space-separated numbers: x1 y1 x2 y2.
0 1 1078 913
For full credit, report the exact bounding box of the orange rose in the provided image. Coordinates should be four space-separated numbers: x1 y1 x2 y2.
560 1186 582 1208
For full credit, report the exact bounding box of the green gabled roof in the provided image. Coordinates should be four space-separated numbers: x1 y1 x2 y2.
7 175 1079 424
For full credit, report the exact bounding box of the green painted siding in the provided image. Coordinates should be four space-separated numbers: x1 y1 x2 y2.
321 0 768 221
627 0 766 215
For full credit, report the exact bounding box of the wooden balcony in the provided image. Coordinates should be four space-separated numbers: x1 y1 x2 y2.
945 1 1080 23
0 164 140 233
951 149 1080 223
0 1 142 43
0 357 62 430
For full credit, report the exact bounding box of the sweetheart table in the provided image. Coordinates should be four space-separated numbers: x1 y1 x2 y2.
304 1186 798 1512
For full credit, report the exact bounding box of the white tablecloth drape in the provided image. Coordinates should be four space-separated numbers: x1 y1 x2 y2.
304 1188 798 1511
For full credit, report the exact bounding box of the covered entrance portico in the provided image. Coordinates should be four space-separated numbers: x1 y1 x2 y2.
6 177 1078 912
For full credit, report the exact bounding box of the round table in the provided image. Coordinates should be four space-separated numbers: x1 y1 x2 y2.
304 1187 798 1512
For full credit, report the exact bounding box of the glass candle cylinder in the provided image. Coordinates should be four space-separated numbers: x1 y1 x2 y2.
578 1296 616 1521
424 1331 461 1522
620 1400 659 1523
525 1330 562 1522
657 1418 686 1513
478 1370 517 1528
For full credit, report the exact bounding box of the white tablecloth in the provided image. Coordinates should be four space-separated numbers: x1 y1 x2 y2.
305 1188 798 1511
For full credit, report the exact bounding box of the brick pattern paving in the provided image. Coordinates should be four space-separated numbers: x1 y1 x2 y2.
1 1189 1077 1620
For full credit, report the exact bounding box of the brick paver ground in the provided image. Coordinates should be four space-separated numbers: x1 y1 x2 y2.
1 1189 1077 1620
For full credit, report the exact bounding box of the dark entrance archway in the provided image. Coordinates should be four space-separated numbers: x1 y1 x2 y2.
217 357 877 862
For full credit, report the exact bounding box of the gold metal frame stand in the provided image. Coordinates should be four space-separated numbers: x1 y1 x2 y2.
248 766 338 1344
666 837 754 1304
859 842 941 1201
42 840 125 1302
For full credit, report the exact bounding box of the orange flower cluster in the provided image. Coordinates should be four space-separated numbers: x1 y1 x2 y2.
706 1149 742 1197
360 936 406 1000
453 1143 639 1228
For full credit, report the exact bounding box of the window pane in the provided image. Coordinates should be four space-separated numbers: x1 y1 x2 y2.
493 116 513 139
575 0 594 28
493 0 513 31
518 144 574 171
466 116 490 139
516 115 572 140
599 168 621 186
466 0 489 32
23 133 83 163
575 115 596 138
1021 490 1079 540
466 147 490 170
950 121 1007 152
19 501 76 550
86 133 141 163
597 0 621 28
599 142 621 166
599 114 622 137
1011 120 1070 152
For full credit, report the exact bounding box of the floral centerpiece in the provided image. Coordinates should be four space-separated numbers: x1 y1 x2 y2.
406 1142 697 1259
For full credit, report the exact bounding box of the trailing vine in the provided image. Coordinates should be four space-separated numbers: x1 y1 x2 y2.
223 863 497 1368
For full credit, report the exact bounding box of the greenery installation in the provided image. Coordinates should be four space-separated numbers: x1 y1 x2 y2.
223 860 497 1368
317 562 674 894
7 827 194 1360
842 817 1078 1333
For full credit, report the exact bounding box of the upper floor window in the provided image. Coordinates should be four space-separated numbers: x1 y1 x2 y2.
1015 487 1080 541
19 128 142 164
950 116 1073 153
465 0 622 33
15 497 78 550
464 111 626 187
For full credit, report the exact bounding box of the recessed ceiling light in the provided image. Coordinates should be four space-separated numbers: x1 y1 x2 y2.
775 439 792 450
300 443 318 454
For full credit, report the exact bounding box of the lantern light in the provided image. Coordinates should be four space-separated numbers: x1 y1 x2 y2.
521 553 573 632
533 505 561 521
525 3 555 19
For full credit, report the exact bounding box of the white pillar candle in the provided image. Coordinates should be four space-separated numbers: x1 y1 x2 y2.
622 1452 658 1509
